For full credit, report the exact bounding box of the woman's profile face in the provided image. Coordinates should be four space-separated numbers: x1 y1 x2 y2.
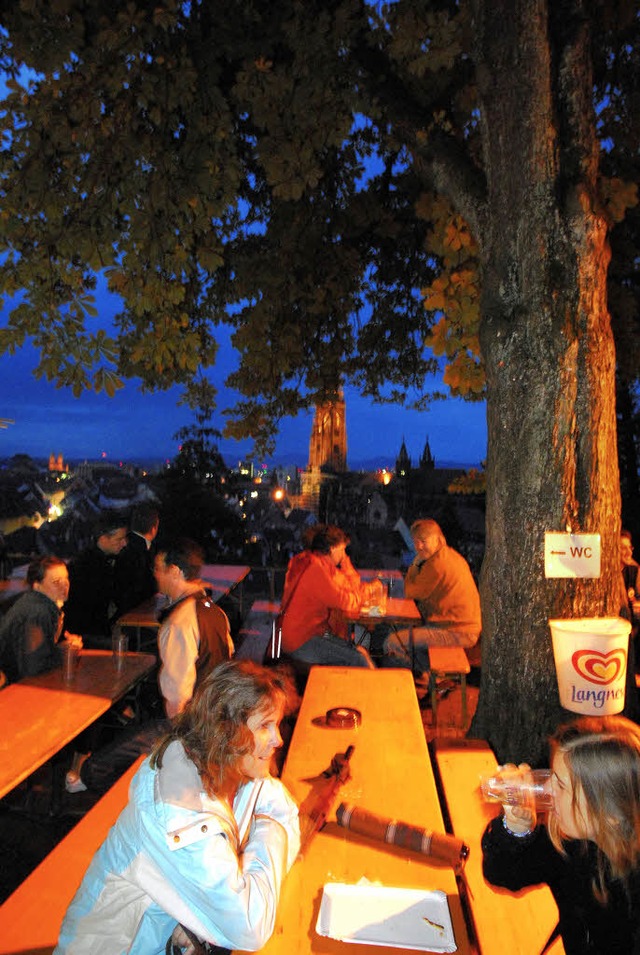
551 749 595 840
238 699 285 780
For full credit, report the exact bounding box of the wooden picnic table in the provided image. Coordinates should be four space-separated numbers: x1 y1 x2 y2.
243 666 471 955
0 649 156 800
356 595 421 627
350 596 422 667
201 564 250 616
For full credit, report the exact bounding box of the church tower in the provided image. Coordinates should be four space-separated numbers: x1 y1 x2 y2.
295 391 347 514
395 438 411 478
419 437 435 470
307 391 347 473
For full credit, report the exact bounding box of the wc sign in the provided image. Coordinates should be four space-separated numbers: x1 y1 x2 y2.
544 533 601 578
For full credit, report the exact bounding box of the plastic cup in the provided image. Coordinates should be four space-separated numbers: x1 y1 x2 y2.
61 643 80 684
480 768 554 812
112 630 129 670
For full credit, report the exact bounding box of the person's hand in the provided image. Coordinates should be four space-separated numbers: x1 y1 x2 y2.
495 762 536 835
339 552 356 573
63 631 83 649
169 925 196 955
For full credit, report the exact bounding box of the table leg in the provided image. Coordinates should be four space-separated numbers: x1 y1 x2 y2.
409 623 415 671
461 673 468 727
429 670 438 727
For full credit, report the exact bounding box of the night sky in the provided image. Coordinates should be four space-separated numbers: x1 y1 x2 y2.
0 336 487 469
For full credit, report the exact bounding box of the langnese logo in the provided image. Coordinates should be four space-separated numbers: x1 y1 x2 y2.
571 648 627 686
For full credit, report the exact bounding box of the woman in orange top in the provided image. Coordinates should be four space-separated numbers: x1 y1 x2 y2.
280 525 378 667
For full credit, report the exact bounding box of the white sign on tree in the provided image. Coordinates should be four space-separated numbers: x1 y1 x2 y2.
544 533 601 579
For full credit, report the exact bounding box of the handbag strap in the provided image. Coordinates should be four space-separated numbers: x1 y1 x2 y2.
271 557 313 659
280 556 313 616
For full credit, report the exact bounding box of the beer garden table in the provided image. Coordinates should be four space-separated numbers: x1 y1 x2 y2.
352 596 422 669
0 649 156 800
240 666 471 955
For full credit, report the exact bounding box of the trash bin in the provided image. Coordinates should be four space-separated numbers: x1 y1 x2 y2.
549 617 631 715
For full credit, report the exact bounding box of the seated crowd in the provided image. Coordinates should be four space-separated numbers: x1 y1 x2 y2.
3 512 640 954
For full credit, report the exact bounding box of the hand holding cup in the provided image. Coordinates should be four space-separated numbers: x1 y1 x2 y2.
486 762 539 835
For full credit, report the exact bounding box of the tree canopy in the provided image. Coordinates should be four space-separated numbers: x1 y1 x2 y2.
0 2 636 446
0 0 449 449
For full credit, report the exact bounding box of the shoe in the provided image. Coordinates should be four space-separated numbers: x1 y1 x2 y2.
65 771 88 793
65 751 90 793
435 678 458 700
115 704 136 726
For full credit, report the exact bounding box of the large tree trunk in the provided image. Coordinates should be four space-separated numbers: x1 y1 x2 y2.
469 0 625 763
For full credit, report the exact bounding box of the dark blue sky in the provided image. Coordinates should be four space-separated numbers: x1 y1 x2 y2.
0 337 487 468
0 278 486 468
0 242 486 471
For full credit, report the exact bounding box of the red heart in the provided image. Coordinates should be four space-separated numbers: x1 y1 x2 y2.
571 648 626 685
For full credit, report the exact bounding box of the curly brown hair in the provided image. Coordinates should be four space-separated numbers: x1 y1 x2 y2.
151 659 296 796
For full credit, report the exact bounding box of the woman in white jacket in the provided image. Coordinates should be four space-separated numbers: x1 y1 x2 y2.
55 660 300 955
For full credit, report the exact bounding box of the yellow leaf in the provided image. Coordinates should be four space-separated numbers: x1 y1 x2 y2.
423 291 446 312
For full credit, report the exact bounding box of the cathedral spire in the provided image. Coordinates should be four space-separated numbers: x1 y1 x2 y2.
420 436 435 470
395 437 411 477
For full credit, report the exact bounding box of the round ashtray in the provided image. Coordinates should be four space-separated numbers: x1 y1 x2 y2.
325 706 362 729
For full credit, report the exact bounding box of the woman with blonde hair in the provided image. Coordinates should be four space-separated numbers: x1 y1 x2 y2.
56 660 300 955
482 715 640 954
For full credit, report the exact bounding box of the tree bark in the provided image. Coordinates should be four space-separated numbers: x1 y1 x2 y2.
469 0 625 763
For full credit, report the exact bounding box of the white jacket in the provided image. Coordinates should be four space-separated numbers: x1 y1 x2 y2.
55 741 300 954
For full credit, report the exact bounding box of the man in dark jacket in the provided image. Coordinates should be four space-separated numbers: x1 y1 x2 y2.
64 512 128 646
115 503 160 616
0 556 82 683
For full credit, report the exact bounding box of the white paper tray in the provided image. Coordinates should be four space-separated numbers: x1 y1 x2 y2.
315 883 457 952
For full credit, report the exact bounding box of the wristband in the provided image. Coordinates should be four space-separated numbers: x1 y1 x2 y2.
502 814 533 838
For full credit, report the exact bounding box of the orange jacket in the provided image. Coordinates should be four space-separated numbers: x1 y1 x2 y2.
280 551 364 653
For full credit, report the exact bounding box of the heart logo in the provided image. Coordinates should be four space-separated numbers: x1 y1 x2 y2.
571 648 626 685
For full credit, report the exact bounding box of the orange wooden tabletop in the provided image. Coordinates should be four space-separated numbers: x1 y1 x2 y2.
355 596 421 627
201 564 251 586
0 650 155 799
238 667 470 955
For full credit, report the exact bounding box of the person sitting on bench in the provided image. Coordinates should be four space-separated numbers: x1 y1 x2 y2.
482 715 640 955
56 660 300 955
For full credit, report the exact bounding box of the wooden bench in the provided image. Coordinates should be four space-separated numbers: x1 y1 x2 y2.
0 755 145 954
428 646 471 728
432 738 565 955
234 599 281 663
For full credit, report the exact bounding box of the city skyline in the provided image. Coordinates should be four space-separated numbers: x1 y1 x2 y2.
0 350 487 469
